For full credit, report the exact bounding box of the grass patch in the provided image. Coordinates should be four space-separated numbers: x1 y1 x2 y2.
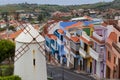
0 64 14 76
0 75 21 80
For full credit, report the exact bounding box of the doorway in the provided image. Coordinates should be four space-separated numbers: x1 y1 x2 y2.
74 58 78 70
106 65 111 78
80 60 82 70
118 58 120 78
90 62 92 73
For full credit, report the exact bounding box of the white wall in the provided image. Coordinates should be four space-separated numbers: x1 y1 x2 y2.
14 42 47 80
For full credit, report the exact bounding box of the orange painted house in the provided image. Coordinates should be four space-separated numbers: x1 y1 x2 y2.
105 20 120 79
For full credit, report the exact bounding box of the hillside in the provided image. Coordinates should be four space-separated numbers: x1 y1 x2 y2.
0 0 119 13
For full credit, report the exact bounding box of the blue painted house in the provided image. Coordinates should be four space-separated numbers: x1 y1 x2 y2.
45 34 58 62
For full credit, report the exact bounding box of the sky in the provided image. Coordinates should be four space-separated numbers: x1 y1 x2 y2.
0 0 114 5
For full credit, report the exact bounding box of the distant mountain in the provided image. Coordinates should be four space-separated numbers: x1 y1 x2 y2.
79 0 120 10
0 0 119 13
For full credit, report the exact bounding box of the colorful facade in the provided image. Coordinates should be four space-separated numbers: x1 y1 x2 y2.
90 25 107 78
106 32 117 79
44 19 120 79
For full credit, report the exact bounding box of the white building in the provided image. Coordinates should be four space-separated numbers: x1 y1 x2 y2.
14 24 47 80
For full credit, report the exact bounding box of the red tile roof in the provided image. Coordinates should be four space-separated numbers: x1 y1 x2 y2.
46 34 57 40
109 32 117 42
65 22 83 30
57 29 64 34
106 32 117 46
34 25 39 30
70 37 79 43
80 36 92 44
65 21 93 30
9 30 23 39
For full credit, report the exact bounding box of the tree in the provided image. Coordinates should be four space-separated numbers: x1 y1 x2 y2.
8 26 16 31
0 40 15 63
37 14 44 23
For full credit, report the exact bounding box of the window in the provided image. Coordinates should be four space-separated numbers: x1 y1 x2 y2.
108 51 111 61
119 36 120 43
61 35 63 41
46 41 49 47
33 59 35 66
113 67 116 78
54 30 59 38
51 40 55 45
114 57 116 64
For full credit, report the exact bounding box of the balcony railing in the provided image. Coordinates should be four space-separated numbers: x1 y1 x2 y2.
51 44 58 51
64 46 69 53
112 42 120 53
89 47 103 61
92 32 105 42
79 48 90 58
71 48 79 55
57 39 64 45
82 32 91 41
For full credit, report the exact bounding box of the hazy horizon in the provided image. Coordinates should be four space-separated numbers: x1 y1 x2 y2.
0 0 113 5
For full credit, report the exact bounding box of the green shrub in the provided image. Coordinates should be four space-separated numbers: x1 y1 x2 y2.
47 76 53 80
0 65 14 76
0 75 21 80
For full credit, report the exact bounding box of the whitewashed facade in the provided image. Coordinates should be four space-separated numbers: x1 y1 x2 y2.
14 24 47 80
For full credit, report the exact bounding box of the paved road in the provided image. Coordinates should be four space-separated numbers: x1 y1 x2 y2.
47 64 96 80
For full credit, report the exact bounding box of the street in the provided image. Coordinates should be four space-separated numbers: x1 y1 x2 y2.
47 64 96 80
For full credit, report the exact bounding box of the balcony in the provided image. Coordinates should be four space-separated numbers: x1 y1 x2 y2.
79 48 90 58
92 32 105 42
112 42 120 53
64 45 70 53
82 32 91 41
71 48 79 55
51 44 58 51
64 46 68 53
113 23 120 32
57 39 64 45
89 48 103 61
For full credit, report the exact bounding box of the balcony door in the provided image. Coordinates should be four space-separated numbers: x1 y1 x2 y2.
84 43 88 52
90 62 92 73
106 65 110 78
74 58 78 70
119 58 120 79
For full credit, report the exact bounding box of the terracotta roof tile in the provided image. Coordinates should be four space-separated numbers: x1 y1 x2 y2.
65 22 83 30
70 37 79 43
80 36 92 44
46 34 57 40
109 32 117 42
106 32 117 46
9 30 23 39
57 29 64 34
34 25 39 30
